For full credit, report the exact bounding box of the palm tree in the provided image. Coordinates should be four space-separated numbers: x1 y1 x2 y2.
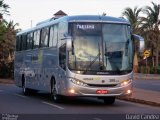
0 0 10 19
122 6 142 34
142 2 160 69
0 20 18 77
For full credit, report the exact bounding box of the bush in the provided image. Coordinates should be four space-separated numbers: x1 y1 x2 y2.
0 61 13 78
157 66 160 74
139 66 160 74
150 67 157 74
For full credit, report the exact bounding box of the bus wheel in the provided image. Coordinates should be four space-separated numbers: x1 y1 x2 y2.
103 97 115 105
51 81 61 103
22 77 29 95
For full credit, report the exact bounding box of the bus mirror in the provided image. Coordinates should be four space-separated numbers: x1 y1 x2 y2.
139 40 145 52
66 37 72 51
133 34 145 53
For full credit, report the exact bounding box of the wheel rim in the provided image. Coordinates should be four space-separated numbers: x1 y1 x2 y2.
53 88 57 101
23 83 26 94
23 86 25 93
52 85 58 101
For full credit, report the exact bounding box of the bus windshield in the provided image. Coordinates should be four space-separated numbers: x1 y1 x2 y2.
68 23 133 74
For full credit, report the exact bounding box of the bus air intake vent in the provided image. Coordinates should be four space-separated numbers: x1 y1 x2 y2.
87 84 117 87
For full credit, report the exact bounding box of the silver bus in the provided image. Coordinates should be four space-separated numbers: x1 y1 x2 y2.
14 15 144 104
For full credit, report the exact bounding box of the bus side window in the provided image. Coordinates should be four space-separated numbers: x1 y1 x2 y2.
33 30 40 49
19 36 22 51
59 43 66 70
27 32 33 50
40 27 49 48
21 34 27 50
59 22 67 70
16 36 20 51
49 25 58 47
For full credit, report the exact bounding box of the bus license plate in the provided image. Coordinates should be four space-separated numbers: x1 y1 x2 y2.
96 90 108 94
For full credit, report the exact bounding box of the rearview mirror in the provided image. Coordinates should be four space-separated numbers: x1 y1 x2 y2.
132 34 145 52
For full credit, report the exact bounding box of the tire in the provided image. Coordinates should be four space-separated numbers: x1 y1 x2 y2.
22 77 29 95
103 97 115 105
51 80 62 103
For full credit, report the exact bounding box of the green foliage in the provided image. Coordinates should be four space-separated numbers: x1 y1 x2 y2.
0 0 10 16
0 0 17 78
157 66 160 74
122 2 160 72
122 6 142 34
0 20 17 78
142 2 160 68
139 66 160 74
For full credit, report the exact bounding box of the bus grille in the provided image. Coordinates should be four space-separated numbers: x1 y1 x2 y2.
87 84 117 87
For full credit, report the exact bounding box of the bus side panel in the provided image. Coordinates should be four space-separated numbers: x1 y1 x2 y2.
24 48 59 92
14 52 25 87
41 48 59 92
42 47 67 94
23 49 46 91
24 50 38 90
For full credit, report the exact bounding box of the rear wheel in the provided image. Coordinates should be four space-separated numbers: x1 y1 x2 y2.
103 97 115 104
22 77 29 95
22 76 37 95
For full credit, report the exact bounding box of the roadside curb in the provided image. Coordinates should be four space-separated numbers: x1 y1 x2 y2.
118 97 160 107
133 73 160 80
0 79 14 84
133 77 160 80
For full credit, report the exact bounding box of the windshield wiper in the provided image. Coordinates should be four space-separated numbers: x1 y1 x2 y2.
83 52 101 74
83 43 101 74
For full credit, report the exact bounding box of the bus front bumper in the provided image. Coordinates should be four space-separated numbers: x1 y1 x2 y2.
63 82 132 97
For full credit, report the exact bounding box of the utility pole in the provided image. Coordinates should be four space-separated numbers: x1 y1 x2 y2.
31 20 33 28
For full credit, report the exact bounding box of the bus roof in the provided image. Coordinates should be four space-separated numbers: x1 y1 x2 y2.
66 15 129 23
17 15 130 35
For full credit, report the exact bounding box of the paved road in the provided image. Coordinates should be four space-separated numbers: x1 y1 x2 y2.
0 84 160 120
133 79 160 92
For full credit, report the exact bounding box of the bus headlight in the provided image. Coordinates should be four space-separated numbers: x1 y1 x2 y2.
69 78 87 86
120 79 132 86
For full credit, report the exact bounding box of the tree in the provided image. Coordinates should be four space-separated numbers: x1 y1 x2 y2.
0 20 19 78
142 2 160 68
122 6 142 34
0 1 19 78
0 0 10 19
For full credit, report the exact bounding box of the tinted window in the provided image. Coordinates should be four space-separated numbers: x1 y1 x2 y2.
58 22 68 47
27 32 33 49
40 27 49 47
49 25 58 47
33 30 40 49
21 35 27 50
59 43 66 70
16 36 21 51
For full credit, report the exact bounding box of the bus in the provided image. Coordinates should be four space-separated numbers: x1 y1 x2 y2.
14 15 144 104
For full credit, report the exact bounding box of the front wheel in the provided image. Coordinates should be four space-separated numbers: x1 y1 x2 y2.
51 82 62 103
103 97 116 104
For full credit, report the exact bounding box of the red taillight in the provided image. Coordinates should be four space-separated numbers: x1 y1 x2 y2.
96 90 108 94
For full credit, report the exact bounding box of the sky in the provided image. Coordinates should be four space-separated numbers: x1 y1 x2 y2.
4 0 160 30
